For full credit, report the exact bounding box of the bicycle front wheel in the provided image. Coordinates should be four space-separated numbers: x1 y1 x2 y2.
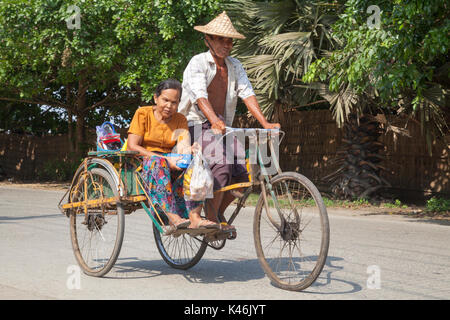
254 172 329 291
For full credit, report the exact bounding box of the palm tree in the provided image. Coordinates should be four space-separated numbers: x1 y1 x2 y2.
228 0 449 201
302 0 449 200
306 82 393 200
227 0 392 200
226 0 341 119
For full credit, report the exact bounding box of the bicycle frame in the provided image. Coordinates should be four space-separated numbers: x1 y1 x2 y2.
60 128 329 289
59 127 294 236
58 150 167 231
213 127 294 231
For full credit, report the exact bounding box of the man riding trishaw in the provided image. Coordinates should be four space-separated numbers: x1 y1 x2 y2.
178 11 281 239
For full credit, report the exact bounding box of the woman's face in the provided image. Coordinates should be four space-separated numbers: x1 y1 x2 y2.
154 88 180 120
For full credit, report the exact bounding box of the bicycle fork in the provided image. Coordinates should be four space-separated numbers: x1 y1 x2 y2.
257 139 300 233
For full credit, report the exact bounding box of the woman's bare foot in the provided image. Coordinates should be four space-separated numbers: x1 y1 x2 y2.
166 212 189 227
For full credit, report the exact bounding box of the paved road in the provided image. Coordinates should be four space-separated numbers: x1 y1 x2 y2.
0 185 449 300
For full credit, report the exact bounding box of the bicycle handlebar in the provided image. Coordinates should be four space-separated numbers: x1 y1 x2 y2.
224 126 285 144
225 126 279 132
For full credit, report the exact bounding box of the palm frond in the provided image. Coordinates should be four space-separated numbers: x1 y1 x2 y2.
309 82 361 127
259 31 313 77
227 0 342 119
242 54 279 99
250 0 297 34
414 84 450 154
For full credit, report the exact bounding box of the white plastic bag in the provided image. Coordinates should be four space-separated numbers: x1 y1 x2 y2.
183 150 214 201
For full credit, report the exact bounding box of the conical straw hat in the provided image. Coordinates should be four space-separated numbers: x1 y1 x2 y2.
194 11 245 40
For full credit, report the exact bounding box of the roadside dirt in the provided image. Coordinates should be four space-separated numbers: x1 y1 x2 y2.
0 180 70 191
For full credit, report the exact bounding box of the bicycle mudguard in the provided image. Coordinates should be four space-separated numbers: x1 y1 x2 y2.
71 158 125 197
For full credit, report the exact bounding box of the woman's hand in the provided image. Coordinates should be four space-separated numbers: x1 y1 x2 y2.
191 142 201 154
166 156 182 171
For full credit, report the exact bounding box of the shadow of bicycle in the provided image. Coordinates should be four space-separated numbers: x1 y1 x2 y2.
299 256 363 295
108 254 361 295
109 256 265 282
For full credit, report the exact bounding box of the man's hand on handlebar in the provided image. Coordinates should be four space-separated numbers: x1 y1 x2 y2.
211 119 226 134
263 122 281 130
210 117 280 135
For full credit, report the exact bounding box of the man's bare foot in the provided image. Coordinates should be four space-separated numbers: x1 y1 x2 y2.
218 214 235 231
189 218 220 229
189 211 220 229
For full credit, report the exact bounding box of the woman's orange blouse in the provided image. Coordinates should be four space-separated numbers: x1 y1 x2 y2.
128 106 189 153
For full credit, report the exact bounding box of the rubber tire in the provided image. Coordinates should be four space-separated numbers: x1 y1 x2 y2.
253 172 330 291
70 168 125 277
153 223 208 270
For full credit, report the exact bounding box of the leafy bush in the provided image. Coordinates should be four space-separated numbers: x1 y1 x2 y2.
425 197 450 213
37 158 80 182
382 199 408 209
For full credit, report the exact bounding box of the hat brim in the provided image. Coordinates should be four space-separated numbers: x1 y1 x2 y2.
194 25 246 40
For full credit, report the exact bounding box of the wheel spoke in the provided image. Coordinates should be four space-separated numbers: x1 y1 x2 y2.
255 173 329 291
70 168 124 277
154 225 207 269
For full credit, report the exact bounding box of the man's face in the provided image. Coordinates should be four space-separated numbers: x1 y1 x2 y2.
206 35 233 59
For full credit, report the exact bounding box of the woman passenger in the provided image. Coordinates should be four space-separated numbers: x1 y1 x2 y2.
127 79 219 232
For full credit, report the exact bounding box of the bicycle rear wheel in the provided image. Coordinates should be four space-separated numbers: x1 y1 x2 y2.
69 168 125 277
254 172 329 291
153 223 208 270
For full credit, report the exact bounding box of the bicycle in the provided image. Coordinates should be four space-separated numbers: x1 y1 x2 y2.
59 127 330 291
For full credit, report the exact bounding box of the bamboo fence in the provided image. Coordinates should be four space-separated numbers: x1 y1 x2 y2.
1 109 448 198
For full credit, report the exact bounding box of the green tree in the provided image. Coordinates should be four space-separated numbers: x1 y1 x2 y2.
229 0 448 200
304 0 449 143
227 0 386 200
303 0 449 199
0 0 220 154
0 102 66 136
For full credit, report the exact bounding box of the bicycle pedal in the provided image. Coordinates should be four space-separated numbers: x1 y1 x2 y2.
227 233 237 240
219 222 235 232
205 231 229 242
178 228 217 237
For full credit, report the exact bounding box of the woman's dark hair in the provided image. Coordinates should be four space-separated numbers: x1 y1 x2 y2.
154 78 182 100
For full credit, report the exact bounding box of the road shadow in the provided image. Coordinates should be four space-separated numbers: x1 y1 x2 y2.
108 256 266 284
0 214 61 224
107 254 362 295
299 256 363 295
360 211 450 226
